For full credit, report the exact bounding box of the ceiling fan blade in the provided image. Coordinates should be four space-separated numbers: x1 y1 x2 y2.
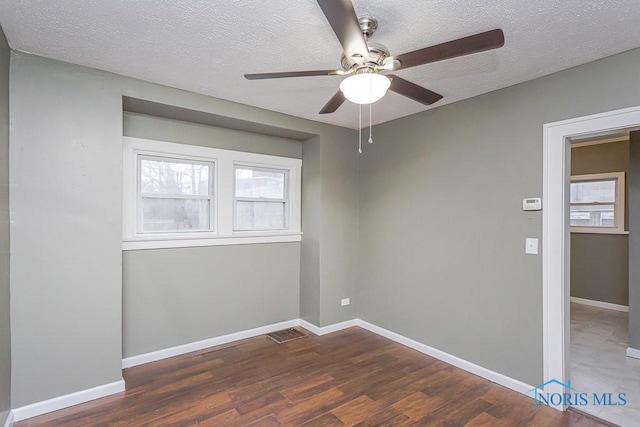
244 70 343 80
319 90 346 114
317 0 369 61
388 75 443 105
393 29 504 70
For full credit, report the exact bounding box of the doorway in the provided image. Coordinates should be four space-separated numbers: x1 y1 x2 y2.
542 106 640 415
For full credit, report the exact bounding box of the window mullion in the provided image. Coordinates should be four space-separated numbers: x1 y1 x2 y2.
140 193 213 200
569 202 614 207
235 197 288 203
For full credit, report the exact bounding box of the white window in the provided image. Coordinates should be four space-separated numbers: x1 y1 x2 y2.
123 137 301 250
570 172 626 234
234 166 289 231
138 156 214 233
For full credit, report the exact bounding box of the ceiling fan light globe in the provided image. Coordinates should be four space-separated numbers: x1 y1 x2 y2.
339 73 390 105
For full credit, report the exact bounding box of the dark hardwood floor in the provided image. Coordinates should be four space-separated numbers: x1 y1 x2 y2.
17 327 607 426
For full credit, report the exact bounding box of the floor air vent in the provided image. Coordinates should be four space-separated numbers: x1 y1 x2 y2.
267 328 307 344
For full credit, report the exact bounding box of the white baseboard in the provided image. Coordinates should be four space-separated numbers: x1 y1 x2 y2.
298 318 357 336
122 319 299 368
123 316 533 398
356 319 534 396
570 297 628 312
3 411 13 427
12 379 125 422
627 347 640 360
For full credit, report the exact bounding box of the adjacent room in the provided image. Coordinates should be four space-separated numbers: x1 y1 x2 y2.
569 133 640 426
1 1 640 426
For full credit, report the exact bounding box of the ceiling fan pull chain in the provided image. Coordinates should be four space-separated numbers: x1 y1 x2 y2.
368 103 373 144
368 75 374 144
358 103 363 154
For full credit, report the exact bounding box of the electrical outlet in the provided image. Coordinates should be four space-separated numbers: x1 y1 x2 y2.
341 298 350 307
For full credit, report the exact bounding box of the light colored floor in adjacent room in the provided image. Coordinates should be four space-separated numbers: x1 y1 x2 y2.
570 302 640 426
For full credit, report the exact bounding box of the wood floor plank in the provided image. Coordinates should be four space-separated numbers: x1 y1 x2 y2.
234 390 291 417
392 391 444 421
15 327 610 427
280 373 335 402
242 414 285 427
300 412 345 426
465 411 508 426
197 408 241 426
330 395 387 425
275 387 346 425
354 406 414 426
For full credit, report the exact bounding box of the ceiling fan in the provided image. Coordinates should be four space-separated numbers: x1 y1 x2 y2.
244 0 505 114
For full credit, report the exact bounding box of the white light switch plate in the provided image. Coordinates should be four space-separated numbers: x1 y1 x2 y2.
341 298 350 306
525 238 539 255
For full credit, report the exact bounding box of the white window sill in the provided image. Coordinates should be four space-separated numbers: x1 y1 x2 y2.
570 228 629 235
122 232 302 250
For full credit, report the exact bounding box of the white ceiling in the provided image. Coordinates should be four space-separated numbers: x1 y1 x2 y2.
1 1 640 129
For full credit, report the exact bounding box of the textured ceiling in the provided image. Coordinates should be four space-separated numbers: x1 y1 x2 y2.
1 1 640 129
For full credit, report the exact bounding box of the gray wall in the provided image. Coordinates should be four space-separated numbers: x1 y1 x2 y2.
123 244 300 357
358 47 640 387
10 52 358 407
122 113 302 357
318 130 359 326
0 25 11 427
300 137 321 325
629 131 640 349
124 112 302 159
570 141 629 305
570 234 629 305
10 53 125 407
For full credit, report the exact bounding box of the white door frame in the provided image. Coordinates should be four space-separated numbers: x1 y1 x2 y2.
542 105 640 408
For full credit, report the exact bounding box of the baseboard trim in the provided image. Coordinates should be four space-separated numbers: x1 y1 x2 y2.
123 317 533 397
12 379 125 422
356 319 534 396
570 297 628 312
626 347 640 359
122 319 299 368
298 318 357 336
3 411 13 427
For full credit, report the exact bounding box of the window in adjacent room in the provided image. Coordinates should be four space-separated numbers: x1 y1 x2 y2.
570 172 625 234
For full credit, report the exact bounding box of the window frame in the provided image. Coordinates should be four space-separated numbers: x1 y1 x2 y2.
233 164 291 232
137 154 216 235
123 137 302 250
569 171 626 235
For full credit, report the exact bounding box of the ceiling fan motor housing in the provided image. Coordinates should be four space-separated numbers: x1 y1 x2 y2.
358 16 378 39
341 42 390 70
340 16 389 70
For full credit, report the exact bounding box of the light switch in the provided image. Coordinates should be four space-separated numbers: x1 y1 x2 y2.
525 238 538 255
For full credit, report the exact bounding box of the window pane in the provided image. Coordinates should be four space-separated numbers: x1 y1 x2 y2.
235 201 286 230
570 180 615 203
570 204 615 227
235 168 286 199
141 158 210 195
141 198 210 232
